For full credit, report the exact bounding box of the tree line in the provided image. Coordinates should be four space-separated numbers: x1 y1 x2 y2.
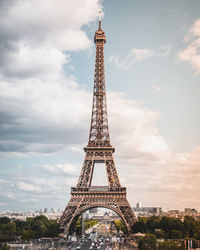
0 215 59 242
133 216 200 239
132 216 200 249
0 215 99 241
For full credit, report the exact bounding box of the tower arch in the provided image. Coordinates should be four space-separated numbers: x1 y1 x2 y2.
67 204 129 235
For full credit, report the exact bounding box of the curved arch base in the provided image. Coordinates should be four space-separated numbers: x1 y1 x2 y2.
59 188 137 235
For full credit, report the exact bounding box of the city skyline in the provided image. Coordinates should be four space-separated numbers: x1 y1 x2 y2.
0 0 200 212
0 204 199 213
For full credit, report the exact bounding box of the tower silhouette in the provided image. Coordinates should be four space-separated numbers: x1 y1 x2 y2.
59 17 136 235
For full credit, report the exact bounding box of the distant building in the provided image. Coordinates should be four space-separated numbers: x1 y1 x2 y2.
168 210 180 215
50 208 57 213
133 206 162 215
184 208 197 214
136 202 142 209
91 212 120 222
44 208 48 213
89 208 98 214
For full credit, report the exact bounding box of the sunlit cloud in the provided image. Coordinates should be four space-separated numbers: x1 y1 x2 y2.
17 182 42 192
109 48 154 70
42 163 78 175
179 19 200 75
109 46 171 70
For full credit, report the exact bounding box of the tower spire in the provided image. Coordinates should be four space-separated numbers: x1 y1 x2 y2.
98 10 102 30
88 14 109 148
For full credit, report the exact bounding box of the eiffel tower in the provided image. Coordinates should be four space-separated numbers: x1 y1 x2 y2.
59 15 137 235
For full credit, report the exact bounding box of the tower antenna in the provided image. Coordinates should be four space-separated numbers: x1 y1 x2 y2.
98 10 102 29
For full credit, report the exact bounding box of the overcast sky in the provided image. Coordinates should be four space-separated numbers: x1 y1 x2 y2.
0 0 200 212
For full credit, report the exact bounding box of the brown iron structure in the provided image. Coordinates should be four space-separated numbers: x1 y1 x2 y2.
59 18 137 235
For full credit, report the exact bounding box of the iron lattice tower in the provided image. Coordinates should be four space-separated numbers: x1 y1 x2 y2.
59 18 137 235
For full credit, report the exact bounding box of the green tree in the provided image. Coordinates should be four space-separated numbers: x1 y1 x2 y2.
0 216 61 240
159 216 171 233
155 229 165 239
75 218 82 235
33 215 50 227
46 222 59 237
170 218 183 231
15 220 26 236
159 217 183 239
114 220 126 233
84 219 98 231
169 229 182 239
146 216 160 233
0 218 10 225
21 229 35 240
183 216 199 238
0 223 16 241
0 244 10 250
138 233 157 250
132 217 147 233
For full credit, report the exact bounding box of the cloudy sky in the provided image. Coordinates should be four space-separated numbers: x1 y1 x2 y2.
0 0 200 212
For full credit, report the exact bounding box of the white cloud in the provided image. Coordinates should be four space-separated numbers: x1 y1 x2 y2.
8 0 99 31
163 146 200 208
0 179 12 185
0 0 103 161
42 163 78 175
0 77 171 167
0 179 15 189
0 0 101 160
119 145 200 210
0 0 101 45
48 29 92 51
109 48 154 70
108 92 171 165
190 19 200 37
178 19 200 75
0 191 14 199
17 182 42 192
65 177 77 186
0 77 91 157
109 46 170 70
0 0 170 167
1 43 68 79
1 76 177 209
128 48 154 61
21 198 39 204
0 0 102 78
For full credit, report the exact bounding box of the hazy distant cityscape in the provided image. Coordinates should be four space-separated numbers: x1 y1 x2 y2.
1 202 199 222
